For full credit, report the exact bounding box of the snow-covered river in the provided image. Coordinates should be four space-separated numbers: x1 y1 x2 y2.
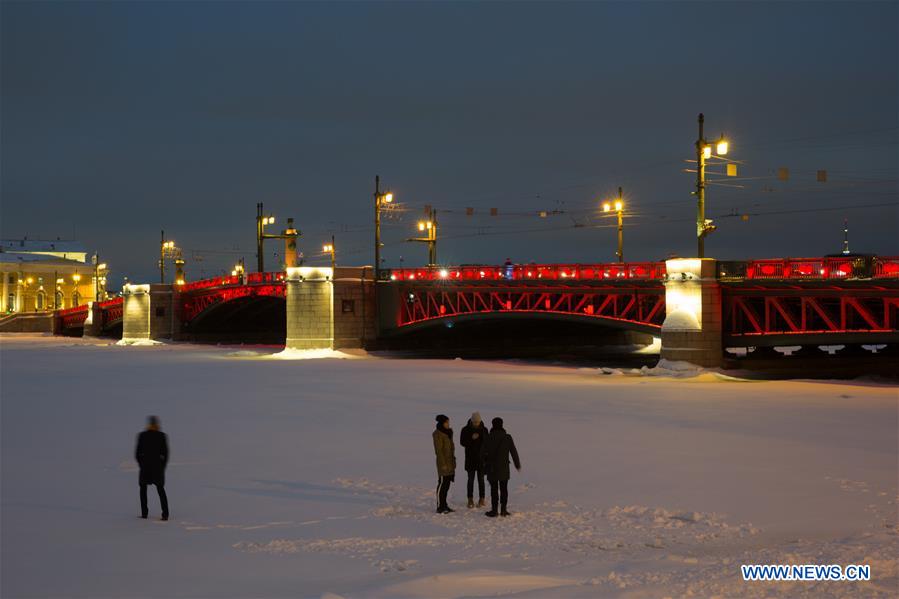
1 334 896 598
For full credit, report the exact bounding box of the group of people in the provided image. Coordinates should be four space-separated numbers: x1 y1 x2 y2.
433 412 521 517
134 411 523 523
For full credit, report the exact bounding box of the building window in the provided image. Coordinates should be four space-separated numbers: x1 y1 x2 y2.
36 291 45 310
55 290 64 309
72 291 81 307
7 274 14 285
7 293 14 312
341 299 355 314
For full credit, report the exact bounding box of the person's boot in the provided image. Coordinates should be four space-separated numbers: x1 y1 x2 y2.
443 506 455 513
500 507 511 517
485 510 498 517
161 514 169 521
467 498 475 509
478 498 486 508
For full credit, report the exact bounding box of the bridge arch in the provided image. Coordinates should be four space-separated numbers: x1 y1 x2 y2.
181 293 286 344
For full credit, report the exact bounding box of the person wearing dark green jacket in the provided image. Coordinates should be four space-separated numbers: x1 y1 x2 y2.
433 414 456 513
481 417 521 517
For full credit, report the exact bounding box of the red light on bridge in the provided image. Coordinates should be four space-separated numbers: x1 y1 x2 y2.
585 305 594 315
759 264 777 276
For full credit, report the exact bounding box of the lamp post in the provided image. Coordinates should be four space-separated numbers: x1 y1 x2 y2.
409 208 438 266
694 113 729 258
256 203 299 272
159 231 177 283
602 187 625 262
323 236 336 271
373 175 394 281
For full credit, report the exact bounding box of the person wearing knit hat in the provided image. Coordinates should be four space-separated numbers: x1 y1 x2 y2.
433 414 456 513
460 411 489 508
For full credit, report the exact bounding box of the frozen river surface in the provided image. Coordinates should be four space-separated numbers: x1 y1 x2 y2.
1 335 896 598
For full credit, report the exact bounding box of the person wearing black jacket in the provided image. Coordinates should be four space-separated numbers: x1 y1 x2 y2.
459 412 489 508
481 417 521 518
135 415 170 521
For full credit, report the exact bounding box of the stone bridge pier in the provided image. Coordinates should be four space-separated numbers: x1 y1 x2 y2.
121 283 179 342
660 258 723 367
285 266 375 350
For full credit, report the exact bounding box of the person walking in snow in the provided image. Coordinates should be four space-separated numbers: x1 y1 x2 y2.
459 411 489 508
433 414 456 514
481 417 521 518
135 415 170 521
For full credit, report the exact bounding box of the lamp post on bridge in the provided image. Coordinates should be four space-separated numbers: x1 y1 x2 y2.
373 176 394 281
602 187 625 263
323 236 336 271
159 231 177 283
256 203 300 272
409 208 438 266
694 113 729 258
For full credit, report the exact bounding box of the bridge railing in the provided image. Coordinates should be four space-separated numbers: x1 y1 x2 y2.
179 272 286 292
720 256 899 281
386 263 667 282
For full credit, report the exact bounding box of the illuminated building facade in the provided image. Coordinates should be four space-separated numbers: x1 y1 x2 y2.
1 239 108 313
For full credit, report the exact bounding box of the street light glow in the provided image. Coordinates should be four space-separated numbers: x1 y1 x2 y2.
614 200 623 211
703 145 712 159
418 222 426 231
602 202 611 212
716 139 728 155
384 192 393 203
323 244 333 252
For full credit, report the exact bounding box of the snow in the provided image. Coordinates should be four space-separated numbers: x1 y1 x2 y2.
1 334 897 598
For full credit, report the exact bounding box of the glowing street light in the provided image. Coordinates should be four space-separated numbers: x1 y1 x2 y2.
323 235 336 270
159 230 179 283
256 203 300 272
601 187 626 262
409 209 438 266
374 176 395 280
694 114 731 258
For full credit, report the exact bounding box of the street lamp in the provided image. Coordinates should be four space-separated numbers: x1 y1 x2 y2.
373 175 394 280
256 203 299 272
159 230 178 283
602 187 625 262
409 208 438 266
323 235 336 271
694 113 730 258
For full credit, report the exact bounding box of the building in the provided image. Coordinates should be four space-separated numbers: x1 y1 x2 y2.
1 239 108 313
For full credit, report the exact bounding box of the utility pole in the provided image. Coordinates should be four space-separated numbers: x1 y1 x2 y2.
602 191 624 262
159 230 166 283
696 114 708 258
842 219 850 255
616 187 624 263
409 207 438 266
373 176 394 280
694 113 728 258
323 235 336 271
94 252 100 301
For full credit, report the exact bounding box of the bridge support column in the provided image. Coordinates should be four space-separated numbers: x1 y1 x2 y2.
286 267 334 350
122 283 178 342
660 258 723 368
84 301 103 337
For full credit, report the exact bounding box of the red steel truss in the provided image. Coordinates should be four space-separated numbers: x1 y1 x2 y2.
57 304 89 329
97 297 123 327
180 283 285 323
723 284 899 342
397 284 665 330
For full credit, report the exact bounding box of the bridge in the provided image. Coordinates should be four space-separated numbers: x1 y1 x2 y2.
50 255 899 367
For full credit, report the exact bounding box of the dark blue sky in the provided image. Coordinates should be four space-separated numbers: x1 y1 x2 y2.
2 1 897 284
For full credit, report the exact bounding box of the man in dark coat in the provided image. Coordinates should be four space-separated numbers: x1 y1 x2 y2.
432 414 456 514
135 415 169 521
459 411 488 508
481 416 521 518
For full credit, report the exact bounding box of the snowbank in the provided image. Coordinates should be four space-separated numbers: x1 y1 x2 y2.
270 347 364 360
